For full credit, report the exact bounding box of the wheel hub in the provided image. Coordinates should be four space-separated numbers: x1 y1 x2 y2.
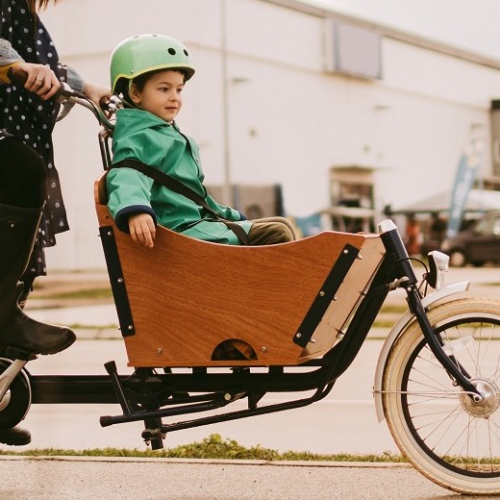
459 378 500 418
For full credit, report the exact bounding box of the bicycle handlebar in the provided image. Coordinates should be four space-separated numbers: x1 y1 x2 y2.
7 66 116 131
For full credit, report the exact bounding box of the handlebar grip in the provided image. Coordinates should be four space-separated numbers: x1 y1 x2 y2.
7 66 28 85
6 65 83 101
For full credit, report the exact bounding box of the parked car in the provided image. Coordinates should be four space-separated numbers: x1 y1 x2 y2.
441 211 500 267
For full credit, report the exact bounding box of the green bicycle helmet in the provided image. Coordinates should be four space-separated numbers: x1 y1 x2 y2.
110 34 195 99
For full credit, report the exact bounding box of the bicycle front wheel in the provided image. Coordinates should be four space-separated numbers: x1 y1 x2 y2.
382 296 500 494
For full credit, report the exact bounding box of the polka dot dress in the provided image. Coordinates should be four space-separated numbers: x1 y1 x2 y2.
0 0 70 277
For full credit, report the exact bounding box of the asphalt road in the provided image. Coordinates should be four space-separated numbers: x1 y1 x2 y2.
0 457 482 500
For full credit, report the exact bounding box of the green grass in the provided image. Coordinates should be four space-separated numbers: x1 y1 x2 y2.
372 321 398 329
35 288 113 300
0 434 405 462
379 305 407 314
66 324 119 330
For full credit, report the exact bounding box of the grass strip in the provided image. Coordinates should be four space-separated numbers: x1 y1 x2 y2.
0 434 405 462
34 289 113 300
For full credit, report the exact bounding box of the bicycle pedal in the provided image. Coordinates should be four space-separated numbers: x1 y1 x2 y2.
0 347 37 361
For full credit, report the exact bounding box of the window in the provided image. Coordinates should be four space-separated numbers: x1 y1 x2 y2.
325 20 382 80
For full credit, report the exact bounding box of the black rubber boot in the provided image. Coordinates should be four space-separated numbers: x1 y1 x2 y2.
0 203 76 356
0 426 31 446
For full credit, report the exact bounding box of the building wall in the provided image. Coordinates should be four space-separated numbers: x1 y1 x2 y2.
39 0 500 269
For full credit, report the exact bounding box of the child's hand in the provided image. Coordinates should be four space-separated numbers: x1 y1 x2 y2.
128 213 156 248
83 81 112 108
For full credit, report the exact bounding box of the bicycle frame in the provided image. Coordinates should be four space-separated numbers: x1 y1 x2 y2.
19 219 477 451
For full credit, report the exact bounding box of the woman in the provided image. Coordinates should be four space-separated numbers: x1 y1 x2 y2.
0 0 110 445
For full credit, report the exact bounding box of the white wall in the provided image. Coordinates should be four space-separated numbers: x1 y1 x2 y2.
38 0 500 270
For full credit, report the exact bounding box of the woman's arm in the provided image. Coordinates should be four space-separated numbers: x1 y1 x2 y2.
1 38 110 103
0 38 20 66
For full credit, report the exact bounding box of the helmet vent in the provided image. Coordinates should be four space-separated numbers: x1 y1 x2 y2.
168 48 176 56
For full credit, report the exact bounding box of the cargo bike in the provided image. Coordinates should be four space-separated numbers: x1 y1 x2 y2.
1 83 500 495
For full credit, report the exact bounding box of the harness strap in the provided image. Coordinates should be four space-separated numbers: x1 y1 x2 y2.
111 159 249 245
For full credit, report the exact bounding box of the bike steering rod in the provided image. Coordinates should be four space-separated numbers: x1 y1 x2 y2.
378 219 483 402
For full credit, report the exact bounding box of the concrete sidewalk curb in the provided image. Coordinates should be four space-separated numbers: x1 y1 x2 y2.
0 455 411 468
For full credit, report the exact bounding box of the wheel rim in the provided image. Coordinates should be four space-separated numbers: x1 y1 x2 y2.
400 317 500 478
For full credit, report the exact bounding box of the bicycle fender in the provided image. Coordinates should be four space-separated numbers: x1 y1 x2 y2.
373 281 470 422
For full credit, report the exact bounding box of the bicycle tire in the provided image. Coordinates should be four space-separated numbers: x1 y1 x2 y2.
382 296 500 494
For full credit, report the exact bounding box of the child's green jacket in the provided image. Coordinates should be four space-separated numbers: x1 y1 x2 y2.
106 108 252 244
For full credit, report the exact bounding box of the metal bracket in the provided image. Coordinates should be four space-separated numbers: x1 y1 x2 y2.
99 226 135 337
293 244 359 347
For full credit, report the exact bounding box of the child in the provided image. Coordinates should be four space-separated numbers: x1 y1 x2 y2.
106 34 294 248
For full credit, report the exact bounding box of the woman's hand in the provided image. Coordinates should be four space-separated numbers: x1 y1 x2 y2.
12 61 61 99
128 213 156 248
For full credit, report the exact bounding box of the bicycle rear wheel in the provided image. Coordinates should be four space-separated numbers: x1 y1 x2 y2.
382 297 500 494
0 358 31 430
